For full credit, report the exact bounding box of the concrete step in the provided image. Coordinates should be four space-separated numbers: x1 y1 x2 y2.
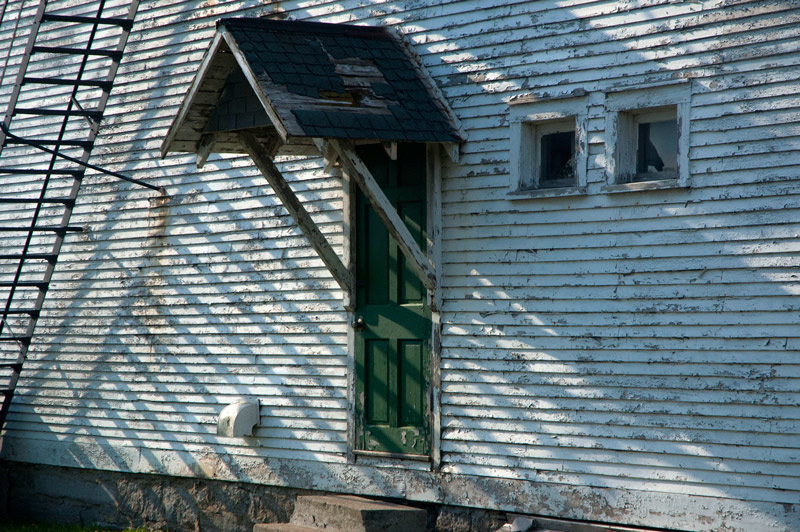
254 524 318 532
289 494 427 532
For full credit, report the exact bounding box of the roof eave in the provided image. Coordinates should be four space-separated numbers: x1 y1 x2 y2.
160 31 227 159
161 19 463 160
160 27 295 159
219 25 291 144
389 26 466 144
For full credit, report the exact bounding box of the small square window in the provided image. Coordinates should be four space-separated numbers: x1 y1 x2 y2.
605 84 690 188
509 94 588 197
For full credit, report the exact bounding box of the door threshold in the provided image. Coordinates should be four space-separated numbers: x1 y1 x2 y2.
353 449 431 462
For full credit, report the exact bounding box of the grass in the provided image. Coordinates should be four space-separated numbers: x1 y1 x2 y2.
0 524 152 532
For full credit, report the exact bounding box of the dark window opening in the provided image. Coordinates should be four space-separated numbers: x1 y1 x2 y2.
539 130 575 188
635 118 678 181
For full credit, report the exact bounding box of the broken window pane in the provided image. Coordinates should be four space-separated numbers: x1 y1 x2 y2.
539 130 575 188
635 118 678 180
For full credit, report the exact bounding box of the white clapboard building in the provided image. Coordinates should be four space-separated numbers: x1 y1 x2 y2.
0 1 798 531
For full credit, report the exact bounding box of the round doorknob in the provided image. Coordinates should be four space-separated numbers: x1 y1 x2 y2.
353 317 365 331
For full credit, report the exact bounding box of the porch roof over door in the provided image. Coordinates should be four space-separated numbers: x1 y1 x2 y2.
161 17 462 158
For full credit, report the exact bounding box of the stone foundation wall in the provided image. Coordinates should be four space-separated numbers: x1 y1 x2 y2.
0 461 506 532
3 462 298 531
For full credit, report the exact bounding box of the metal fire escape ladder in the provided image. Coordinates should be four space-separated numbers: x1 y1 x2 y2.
0 0 141 432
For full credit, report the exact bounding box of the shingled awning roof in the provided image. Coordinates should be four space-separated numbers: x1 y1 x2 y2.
161 17 462 158
161 17 455 298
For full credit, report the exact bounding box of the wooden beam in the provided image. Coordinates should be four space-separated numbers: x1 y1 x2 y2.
443 142 459 164
342 155 357 462
239 131 352 294
427 143 443 471
382 141 397 161
161 31 232 158
196 133 216 169
341 155 356 312
323 142 340 174
328 139 436 292
427 143 443 313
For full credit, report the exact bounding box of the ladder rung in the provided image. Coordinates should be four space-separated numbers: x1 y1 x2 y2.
0 198 75 205
0 168 84 176
0 281 48 288
0 362 23 371
2 309 40 317
0 388 13 396
0 253 57 261
41 14 134 30
0 337 31 345
14 107 102 119
4 138 93 149
32 46 123 60
0 225 82 233
23 76 113 90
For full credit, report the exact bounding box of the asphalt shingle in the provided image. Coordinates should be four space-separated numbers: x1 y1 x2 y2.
218 17 460 143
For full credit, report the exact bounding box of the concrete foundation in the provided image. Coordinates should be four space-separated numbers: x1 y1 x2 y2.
1 461 506 532
288 494 428 532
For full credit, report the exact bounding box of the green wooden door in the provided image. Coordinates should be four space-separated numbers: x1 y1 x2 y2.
355 143 430 456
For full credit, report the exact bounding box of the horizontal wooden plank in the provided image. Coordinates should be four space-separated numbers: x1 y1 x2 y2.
438 453 800 495
439 440 800 480
442 402 800 425
3 3 800 528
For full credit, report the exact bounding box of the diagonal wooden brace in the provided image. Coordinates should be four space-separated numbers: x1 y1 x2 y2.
239 132 353 294
328 139 437 292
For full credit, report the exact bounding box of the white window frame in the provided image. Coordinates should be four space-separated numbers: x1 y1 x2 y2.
509 94 588 198
604 83 690 191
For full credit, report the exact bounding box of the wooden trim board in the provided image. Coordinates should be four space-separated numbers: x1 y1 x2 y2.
328 139 437 293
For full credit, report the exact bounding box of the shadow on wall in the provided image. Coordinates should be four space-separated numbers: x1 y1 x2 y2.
1 1 799 532
421 3 800 531
1 3 349 528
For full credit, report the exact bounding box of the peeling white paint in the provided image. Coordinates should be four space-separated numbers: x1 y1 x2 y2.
1 1 799 531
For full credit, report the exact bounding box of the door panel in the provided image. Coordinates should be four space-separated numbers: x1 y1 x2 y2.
399 339 424 426
365 207 390 304
355 143 430 456
398 200 424 304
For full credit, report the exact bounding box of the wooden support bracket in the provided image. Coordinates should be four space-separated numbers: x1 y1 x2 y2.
328 139 437 292
197 133 216 169
322 141 340 174
382 141 398 161
443 142 459 163
239 132 352 294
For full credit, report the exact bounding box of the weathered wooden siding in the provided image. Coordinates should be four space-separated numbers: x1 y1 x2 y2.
1 1 799 531
427 0 800 510
1 0 352 465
